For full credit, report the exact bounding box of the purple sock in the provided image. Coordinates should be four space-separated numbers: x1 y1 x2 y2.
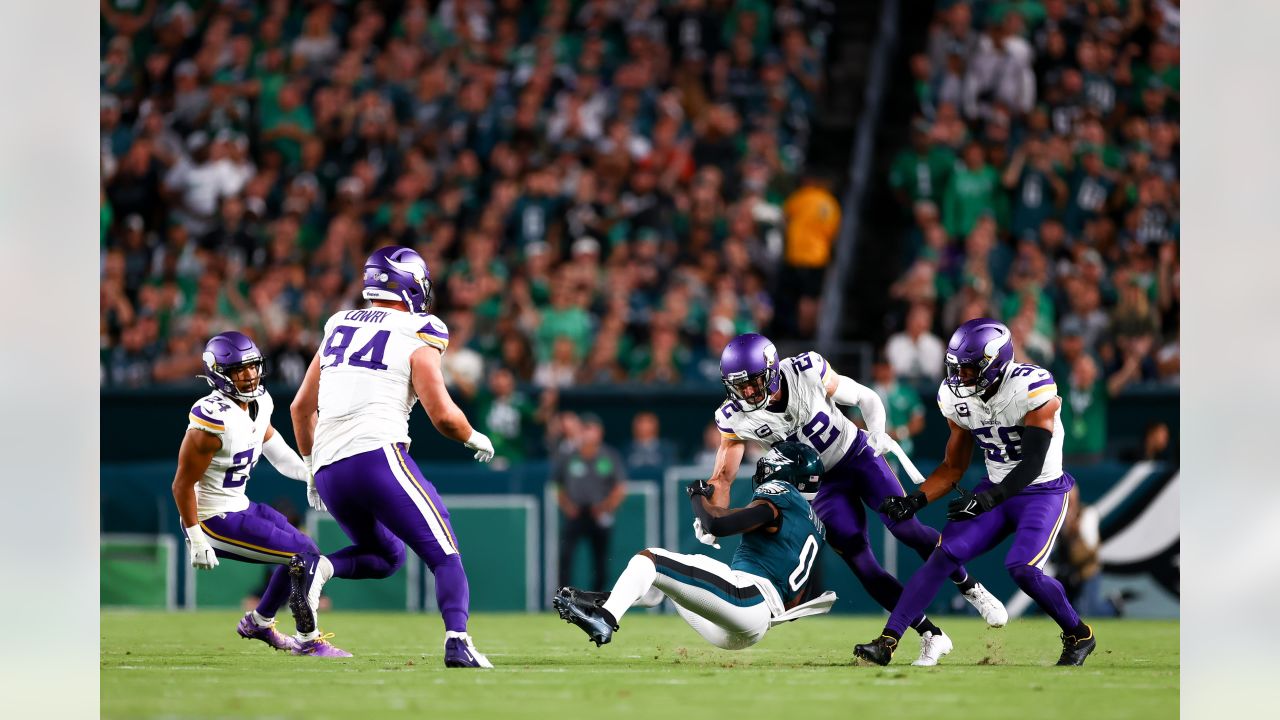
254 565 292 619
326 544 405 580
431 555 471 633
886 547 960 636
1008 564 1082 631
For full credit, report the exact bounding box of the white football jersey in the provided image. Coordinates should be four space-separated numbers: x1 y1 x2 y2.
186 389 274 520
715 352 861 472
311 307 449 470
936 362 1063 485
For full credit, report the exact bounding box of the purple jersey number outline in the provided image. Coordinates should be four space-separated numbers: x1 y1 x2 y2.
222 448 256 488
322 325 390 371
972 426 1023 463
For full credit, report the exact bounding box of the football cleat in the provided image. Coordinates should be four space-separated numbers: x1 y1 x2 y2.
444 633 494 668
853 634 898 666
911 630 953 667
287 554 318 635
1056 625 1097 666
553 587 617 647
962 582 1009 627
236 613 297 652
292 633 352 658
562 588 611 607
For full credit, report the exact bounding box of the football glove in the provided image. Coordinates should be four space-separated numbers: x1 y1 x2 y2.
465 430 495 463
185 525 219 570
878 491 927 521
686 479 715 500
302 456 327 512
946 485 997 521
865 430 896 458
692 518 721 550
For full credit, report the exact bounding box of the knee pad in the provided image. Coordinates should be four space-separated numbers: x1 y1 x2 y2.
372 542 407 578
1006 563 1042 586
937 541 966 568
827 531 870 558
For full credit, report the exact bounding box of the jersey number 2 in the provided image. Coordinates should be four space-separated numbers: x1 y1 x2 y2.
788 535 820 591
222 448 256 488
322 325 390 370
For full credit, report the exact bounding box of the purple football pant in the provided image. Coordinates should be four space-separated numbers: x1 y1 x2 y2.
315 443 471 633
811 445 969 630
885 474 1082 636
195 501 318 621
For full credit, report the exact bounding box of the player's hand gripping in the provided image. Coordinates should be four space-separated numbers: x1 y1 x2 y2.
185 525 219 570
465 430 495 463
865 430 896 458
686 480 721 550
946 485 997 521
302 456 328 512
878 491 927 521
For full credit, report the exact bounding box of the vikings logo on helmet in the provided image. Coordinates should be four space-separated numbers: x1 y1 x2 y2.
720 333 782 410
201 331 266 402
362 246 434 314
943 318 1014 399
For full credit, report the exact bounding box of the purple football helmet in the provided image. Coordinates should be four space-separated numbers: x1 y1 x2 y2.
201 331 266 402
720 333 781 410
362 246 433 314
943 318 1014 398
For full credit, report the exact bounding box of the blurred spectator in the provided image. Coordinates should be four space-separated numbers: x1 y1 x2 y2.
624 411 677 471
1061 353 1107 466
884 303 945 385
693 421 723 469
472 367 555 471
554 414 626 592
780 173 841 338
1123 420 1172 463
1053 485 1121 618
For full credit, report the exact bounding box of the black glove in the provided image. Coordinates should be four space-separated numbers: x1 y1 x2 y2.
686 479 715 500
878 491 927 522
946 485 998 521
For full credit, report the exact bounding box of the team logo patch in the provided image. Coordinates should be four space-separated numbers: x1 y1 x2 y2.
755 481 788 496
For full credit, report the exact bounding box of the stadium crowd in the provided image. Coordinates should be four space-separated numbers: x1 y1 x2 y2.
100 0 835 396
885 0 1179 460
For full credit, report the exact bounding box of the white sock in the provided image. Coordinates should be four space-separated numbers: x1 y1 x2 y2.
634 586 666 608
296 630 320 642
601 554 658 624
250 610 274 627
445 630 469 641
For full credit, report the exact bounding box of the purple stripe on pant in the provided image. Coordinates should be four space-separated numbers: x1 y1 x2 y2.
885 473 1083 635
315 443 472 633
811 443 970 630
193 501 318 620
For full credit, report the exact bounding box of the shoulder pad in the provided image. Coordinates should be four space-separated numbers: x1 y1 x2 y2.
754 481 790 496
715 399 744 439
1007 364 1057 407
189 394 232 433
414 314 450 350
786 351 832 382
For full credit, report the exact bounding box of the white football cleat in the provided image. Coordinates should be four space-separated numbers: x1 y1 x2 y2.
911 630 953 667
963 582 1009 627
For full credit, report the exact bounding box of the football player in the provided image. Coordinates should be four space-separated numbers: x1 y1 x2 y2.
705 333 1007 666
287 246 497 668
554 442 838 650
172 331 347 656
855 319 1096 666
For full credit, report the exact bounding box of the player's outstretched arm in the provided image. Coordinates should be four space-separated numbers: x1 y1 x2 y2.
946 397 1058 521
879 419 974 521
289 353 322 458
260 425 309 482
688 480 779 538
172 428 222 570
825 368 893 456
707 436 747 508
409 345 493 462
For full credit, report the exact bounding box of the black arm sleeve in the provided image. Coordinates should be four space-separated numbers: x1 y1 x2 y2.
984 426 1053 504
690 496 778 537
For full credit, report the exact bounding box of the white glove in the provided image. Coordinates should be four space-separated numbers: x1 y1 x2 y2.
865 431 896 458
692 518 721 550
465 430 495 463
302 456 327 512
185 524 219 570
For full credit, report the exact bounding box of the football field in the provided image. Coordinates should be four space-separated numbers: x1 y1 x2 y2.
102 610 1178 719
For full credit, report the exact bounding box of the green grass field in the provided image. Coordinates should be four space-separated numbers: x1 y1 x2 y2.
102 610 1177 720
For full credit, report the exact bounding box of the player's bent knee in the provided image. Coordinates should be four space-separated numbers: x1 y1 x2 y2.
935 542 967 568
1006 563 1043 586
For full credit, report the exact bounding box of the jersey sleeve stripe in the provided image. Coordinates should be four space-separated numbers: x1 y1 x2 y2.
189 405 225 427
417 332 450 350
1027 384 1057 400
720 430 740 439
819 355 831 381
1027 376 1055 391
188 413 225 431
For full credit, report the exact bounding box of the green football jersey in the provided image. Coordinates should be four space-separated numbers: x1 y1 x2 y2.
731 481 827 606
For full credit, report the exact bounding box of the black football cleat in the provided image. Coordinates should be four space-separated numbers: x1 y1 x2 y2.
1056 625 1097 666
853 634 899 666
553 587 617 647
562 588 611 607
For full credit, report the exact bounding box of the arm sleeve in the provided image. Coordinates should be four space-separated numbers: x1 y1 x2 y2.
261 432 310 483
983 426 1052 504
830 374 887 435
690 496 777 537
